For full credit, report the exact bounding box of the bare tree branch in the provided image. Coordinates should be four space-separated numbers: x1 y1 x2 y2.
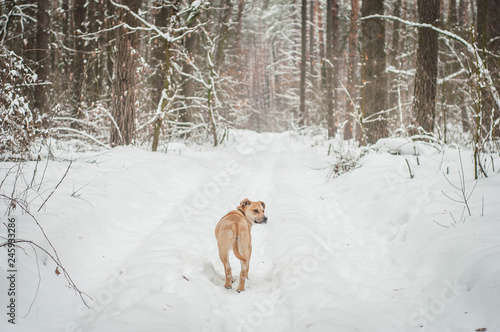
38 160 72 212
359 14 500 112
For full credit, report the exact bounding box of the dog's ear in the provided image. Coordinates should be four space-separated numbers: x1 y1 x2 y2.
259 201 266 210
240 198 251 208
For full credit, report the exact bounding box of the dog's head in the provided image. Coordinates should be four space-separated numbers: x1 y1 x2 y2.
239 198 268 225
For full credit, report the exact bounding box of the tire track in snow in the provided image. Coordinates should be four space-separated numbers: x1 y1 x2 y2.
77 134 408 332
219 139 338 332
226 142 404 331
84 145 280 331
201 147 283 332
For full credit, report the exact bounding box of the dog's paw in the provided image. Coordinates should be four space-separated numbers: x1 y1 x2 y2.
225 285 232 289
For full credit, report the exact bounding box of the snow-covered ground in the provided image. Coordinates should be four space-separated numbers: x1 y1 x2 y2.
1 130 499 332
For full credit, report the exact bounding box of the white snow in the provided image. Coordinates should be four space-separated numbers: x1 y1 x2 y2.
1 130 499 332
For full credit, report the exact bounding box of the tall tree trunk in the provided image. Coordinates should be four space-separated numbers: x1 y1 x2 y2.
325 0 338 137
152 42 171 152
97 0 107 98
151 3 170 107
2 1 23 56
344 0 359 140
61 0 70 72
317 0 324 91
35 0 50 126
360 0 388 144
72 0 86 121
299 0 307 126
458 0 470 132
110 0 141 146
235 0 245 54
309 0 315 75
387 0 401 126
215 0 233 67
477 0 500 138
106 0 115 86
458 0 468 28
179 0 200 126
87 0 100 105
412 0 440 133
449 0 457 25
151 2 172 152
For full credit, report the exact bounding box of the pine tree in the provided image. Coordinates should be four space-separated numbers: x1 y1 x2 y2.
476 0 500 138
344 0 359 140
325 0 339 138
360 0 388 144
35 0 50 126
412 0 440 133
72 0 86 121
299 0 307 126
110 0 142 146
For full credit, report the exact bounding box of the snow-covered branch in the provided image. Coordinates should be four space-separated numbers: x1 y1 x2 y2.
109 0 207 43
360 14 500 112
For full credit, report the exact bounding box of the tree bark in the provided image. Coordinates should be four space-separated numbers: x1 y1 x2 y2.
235 0 245 53
360 0 388 144
35 0 50 126
458 0 470 132
412 0 440 133
152 42 171 152
110 0 142 146
87 0 101 104
317 0 324 90
458 0 468 27
309 0 315 75
151 3 171 109
344 0 359 140
215 0 233 67
179 0 200 126
72 0 86 121
387 0 401 121
299 0 307 126
106 0 115 85
325 0 338 137
449 0 457 26
151 1 175 151
476 0 500 138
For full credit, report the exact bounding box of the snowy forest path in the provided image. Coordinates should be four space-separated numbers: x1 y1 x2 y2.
94 132 404 332
10 131 500 332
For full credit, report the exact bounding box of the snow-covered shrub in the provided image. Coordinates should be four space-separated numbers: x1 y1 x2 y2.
327 150 361 180
0 46 42 158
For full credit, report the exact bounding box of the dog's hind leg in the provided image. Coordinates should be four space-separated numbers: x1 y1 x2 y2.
219 250 233 289
236 260 247 293
236 244 251 293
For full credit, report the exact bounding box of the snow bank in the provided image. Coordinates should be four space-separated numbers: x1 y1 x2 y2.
373 137 438 156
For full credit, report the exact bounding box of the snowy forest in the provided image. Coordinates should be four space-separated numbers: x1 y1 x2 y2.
1 0 498 160
1 0 500 331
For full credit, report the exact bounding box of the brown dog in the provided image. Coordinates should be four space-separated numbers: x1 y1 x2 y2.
214 198 268 292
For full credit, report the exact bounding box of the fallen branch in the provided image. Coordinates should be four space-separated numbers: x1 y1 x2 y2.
53 127 109 149
0 237 91 308
38 160 72 212
1 195 90 308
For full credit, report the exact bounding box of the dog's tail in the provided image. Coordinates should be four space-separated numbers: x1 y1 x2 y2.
232 225 246 262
